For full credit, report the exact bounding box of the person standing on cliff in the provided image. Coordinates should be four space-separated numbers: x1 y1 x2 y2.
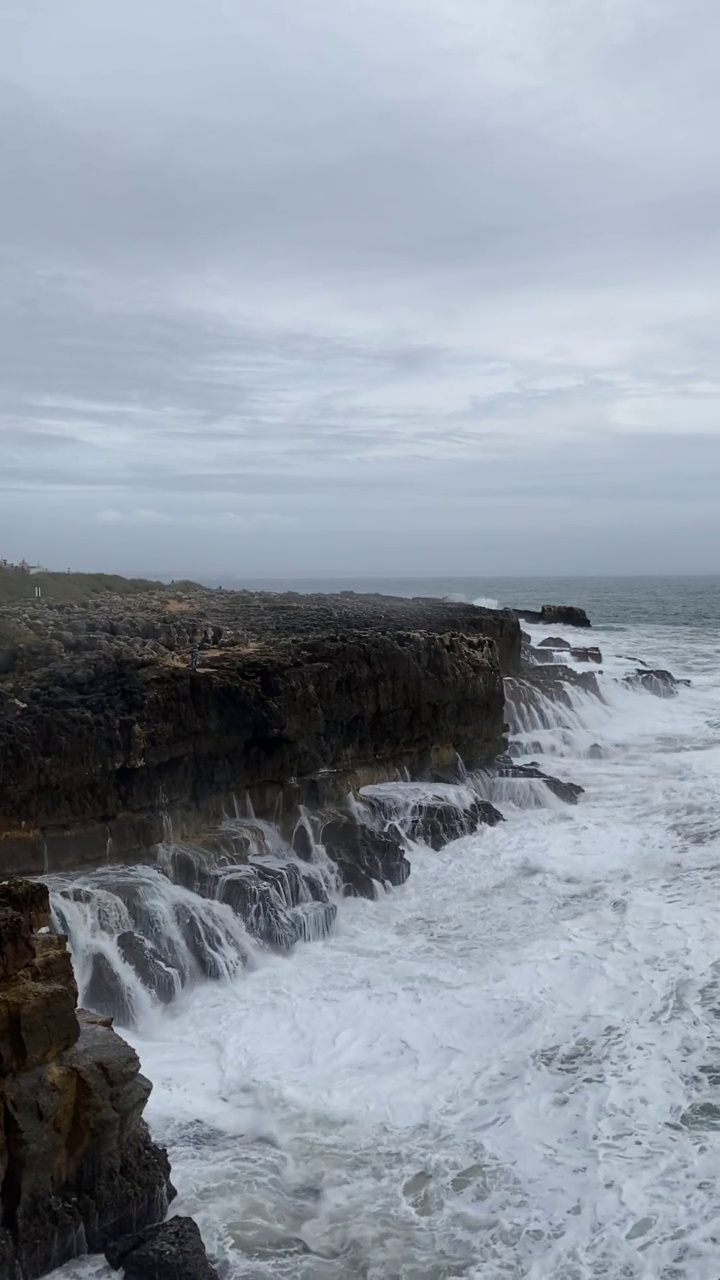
189 644 200 672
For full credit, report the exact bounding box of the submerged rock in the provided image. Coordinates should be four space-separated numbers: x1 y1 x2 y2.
322 816 411 897
624 668 691 698
105 1216 219 1280
117 931 180 1005
494 762 584 804
361 794 503 851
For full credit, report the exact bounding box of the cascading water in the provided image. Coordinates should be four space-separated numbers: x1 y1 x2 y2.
52 592 720 1280
49 864 256 1025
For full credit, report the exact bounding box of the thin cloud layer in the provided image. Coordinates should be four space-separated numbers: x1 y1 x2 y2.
1 0 719 575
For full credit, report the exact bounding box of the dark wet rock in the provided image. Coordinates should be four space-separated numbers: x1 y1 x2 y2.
494 761 584 804
528 646 560 665
216 861 335 950
105 1216 219 1280
162 849 335 952
322 816 411 897
571 647 603 664
531 643 602 665
85 950 136 1026
0 880 173 1279
588 743 604 760
117 931 180 1005
522 665 602 699
361 794 503 851
172 906 226 980
538 637 571 649
292 821 315 861
407 799 503 849
624 668 691 698
541 605 591 628
515 605 591 628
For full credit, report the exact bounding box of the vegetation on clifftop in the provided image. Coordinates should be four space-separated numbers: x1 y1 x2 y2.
0 564 162 605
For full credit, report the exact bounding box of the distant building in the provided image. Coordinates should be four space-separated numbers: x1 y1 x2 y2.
0 558 47 575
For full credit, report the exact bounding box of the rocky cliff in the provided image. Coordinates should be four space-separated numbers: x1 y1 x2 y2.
0 590 517 876
0 879 173 1280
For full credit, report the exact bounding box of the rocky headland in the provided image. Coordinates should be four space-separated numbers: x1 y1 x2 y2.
0 587 520 877
0 580 691 1278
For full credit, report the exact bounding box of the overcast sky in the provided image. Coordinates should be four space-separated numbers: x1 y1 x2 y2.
2 0 720 578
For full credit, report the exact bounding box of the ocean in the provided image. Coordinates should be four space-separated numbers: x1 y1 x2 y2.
53 577 720 1279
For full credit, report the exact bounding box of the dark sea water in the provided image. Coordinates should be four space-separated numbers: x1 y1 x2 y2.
54 576 720 1280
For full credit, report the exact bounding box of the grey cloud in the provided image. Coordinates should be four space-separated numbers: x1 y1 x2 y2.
2 0 720 574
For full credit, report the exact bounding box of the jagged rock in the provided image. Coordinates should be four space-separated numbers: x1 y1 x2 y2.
105 1216 219 1280
0 881 173 1280
162 850 336 952
322 816 411 897
407 799 503 848
541 605 590 628
522 665 602 699
117 932 179 1005
538 637 571 649
571 647 602 664
361 795 503 851
85 950 136 1026
494 762 584 805
624 668 691 698
515 605 591 628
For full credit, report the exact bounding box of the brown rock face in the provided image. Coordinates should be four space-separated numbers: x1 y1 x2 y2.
0 880 173 1280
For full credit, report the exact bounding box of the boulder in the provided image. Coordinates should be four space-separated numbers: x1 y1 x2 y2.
322 816 411 897
538 637 570 649
105 1216 219 1280
624 668 691 698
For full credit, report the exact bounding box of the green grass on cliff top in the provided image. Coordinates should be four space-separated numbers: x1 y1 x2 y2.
0 566 163 605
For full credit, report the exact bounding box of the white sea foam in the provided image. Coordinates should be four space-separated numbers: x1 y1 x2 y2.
52 618 720 1279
